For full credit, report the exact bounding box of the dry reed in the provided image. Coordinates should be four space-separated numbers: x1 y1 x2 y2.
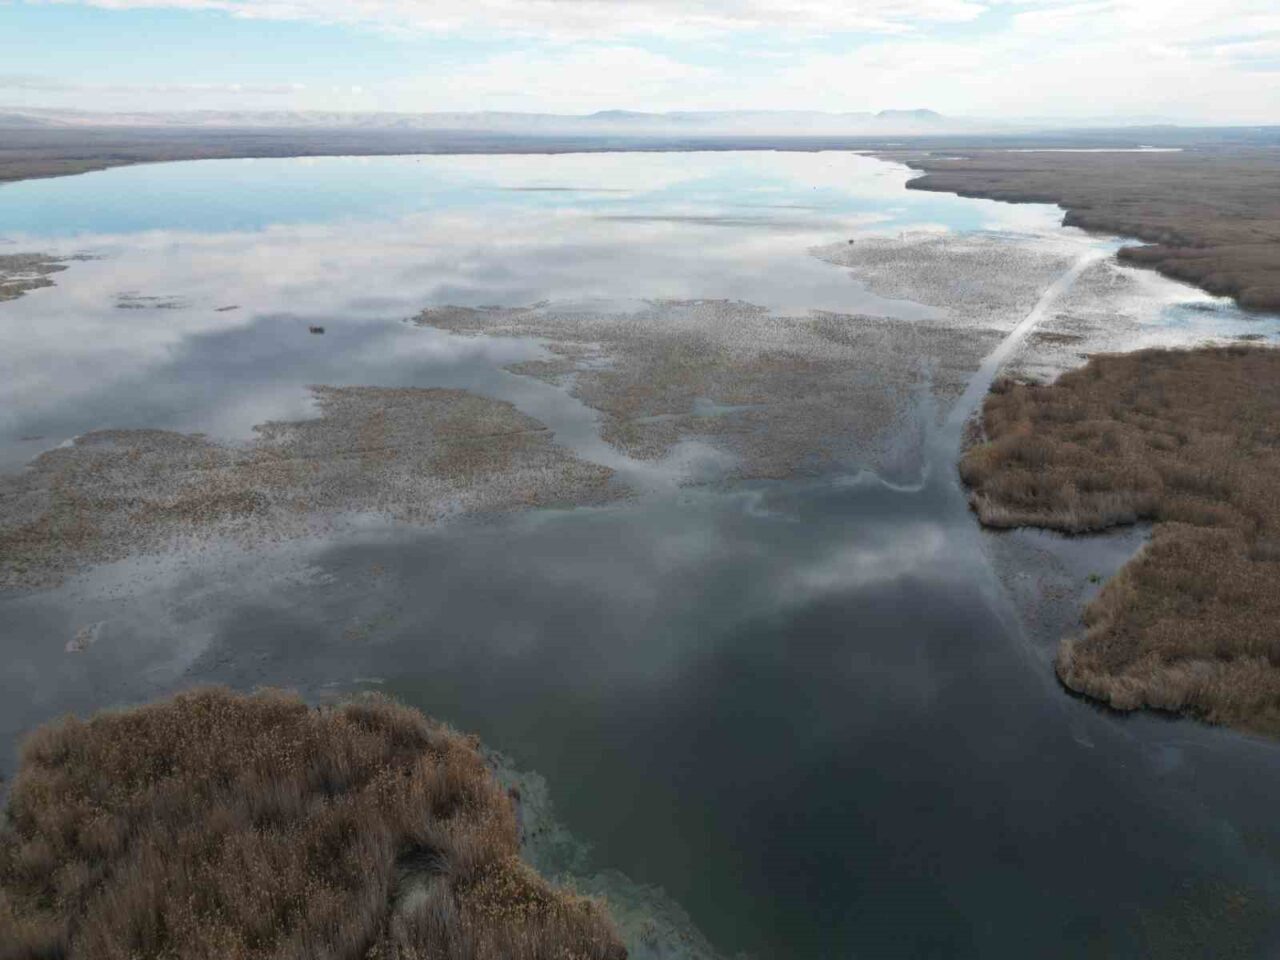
961 345 1280 735
0 688 625 960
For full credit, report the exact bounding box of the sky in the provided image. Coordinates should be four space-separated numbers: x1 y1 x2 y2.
0 0 1278 122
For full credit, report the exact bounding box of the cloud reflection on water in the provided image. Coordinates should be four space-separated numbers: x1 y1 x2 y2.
4 151 1280 959
0 152 1061 467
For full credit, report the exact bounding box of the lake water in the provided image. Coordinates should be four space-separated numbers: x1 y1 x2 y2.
3 152 1280 958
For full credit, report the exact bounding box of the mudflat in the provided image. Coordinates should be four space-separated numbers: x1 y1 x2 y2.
896 148 1280 311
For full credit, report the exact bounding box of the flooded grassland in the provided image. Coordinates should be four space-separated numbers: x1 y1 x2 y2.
0 252 73 303
1 387 618 591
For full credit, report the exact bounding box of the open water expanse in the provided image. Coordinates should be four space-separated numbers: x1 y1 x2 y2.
4 152 1280 958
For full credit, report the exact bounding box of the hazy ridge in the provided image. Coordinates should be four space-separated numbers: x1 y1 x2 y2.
0 106 988 135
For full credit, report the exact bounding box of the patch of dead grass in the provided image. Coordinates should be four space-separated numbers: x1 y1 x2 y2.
0 688 625 960
0 387 619 590
418 299 1006 479
960 345 1280 735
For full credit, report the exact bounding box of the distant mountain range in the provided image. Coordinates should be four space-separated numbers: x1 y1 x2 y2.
0 106 990 135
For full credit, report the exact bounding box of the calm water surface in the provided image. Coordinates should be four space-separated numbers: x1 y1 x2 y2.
3 152 1280 958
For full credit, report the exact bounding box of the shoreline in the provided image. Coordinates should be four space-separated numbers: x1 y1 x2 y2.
961 346 1280 738
2 127 1272 317
891 146 1280 737
891 148 1280 312
0 128 936 186
0 688 628 958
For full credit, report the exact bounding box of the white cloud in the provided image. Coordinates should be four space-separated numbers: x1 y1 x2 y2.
390 46 714 111
14 0 1280 119
998 0 1280 46
0 74 305 96
45 0 990 37
1209 37 1280 63
725 0 1280 121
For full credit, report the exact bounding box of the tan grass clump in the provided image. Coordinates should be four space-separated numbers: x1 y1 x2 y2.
0 688 625 960
960 346 1280 735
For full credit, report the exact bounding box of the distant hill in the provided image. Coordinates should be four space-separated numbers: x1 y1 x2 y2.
0 111 56 128
876 108 945 122
0 106 992 136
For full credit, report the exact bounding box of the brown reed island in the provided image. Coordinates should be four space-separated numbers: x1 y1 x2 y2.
0 688 625 959
961 345 1280 736
896 148 1280 312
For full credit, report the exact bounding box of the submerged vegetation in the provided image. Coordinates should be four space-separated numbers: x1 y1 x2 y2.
0 386 617 590
961 346 1280 735
416 263 1059 481
0 688 624 960
0 254 69 304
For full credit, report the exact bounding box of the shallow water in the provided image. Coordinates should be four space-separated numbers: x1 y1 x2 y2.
0 152 1017 471
3 151 1280 958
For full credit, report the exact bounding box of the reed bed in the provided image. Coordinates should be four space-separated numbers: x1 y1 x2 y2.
961 346 1280 735
0 688 625 960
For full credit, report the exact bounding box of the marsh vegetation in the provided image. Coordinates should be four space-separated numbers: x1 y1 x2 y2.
422 299 991 478
415 246 1076 481
0 688 624 960
0 255 68 304
901 149 1280 311
961 346 1280 734
0 386 618 590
